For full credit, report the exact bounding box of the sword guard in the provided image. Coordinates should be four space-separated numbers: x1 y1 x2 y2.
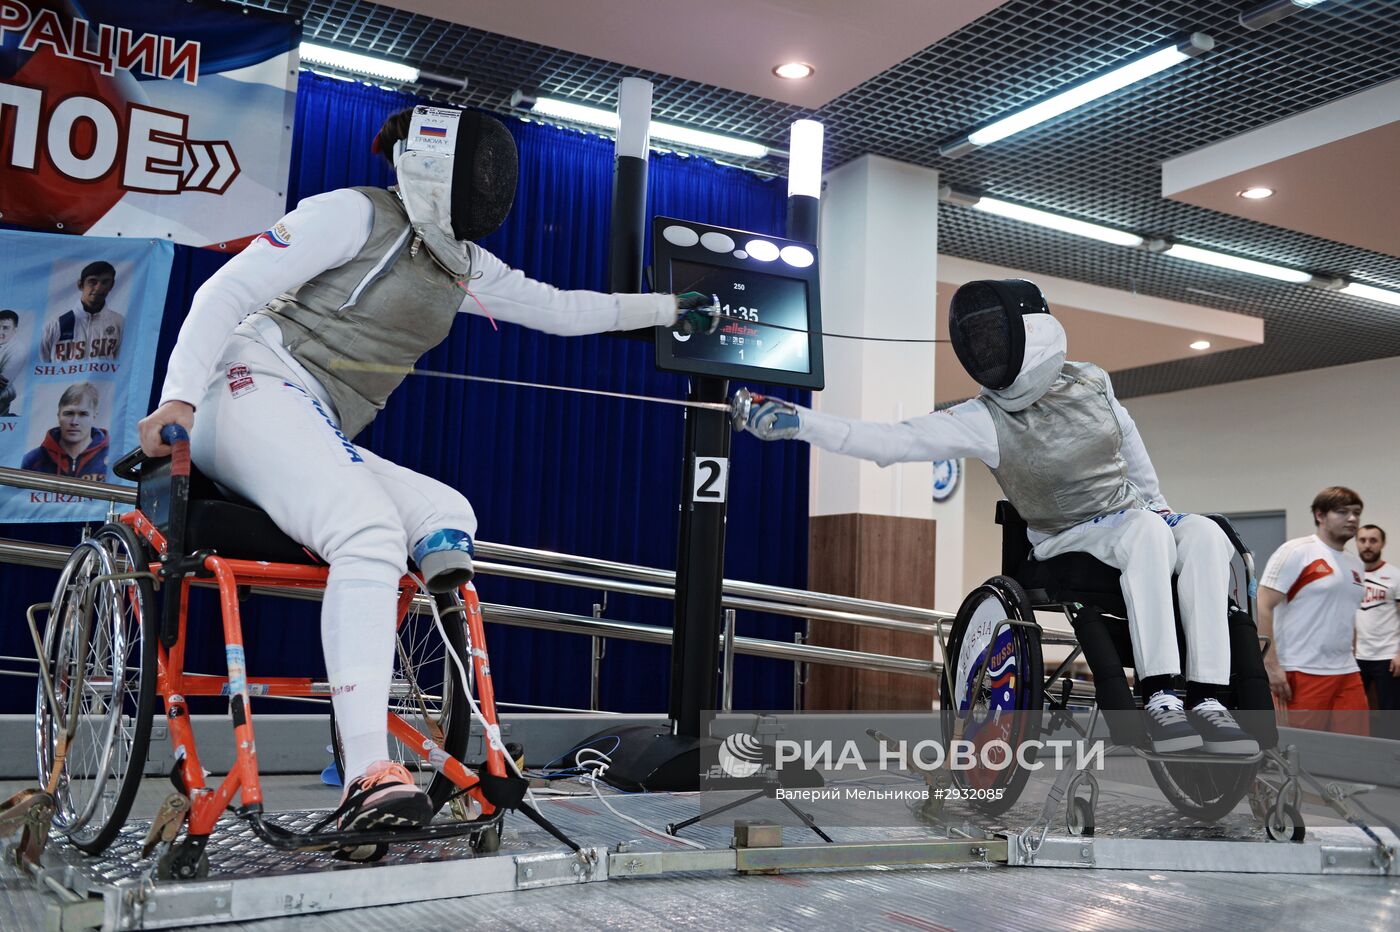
729 388 755 431
730 389 798 431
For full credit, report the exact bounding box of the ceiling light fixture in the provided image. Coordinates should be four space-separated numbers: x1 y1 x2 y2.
1161 243 1312 283
514 93 769 159
1240 0 1331 31
773 62 814 80
1237 187 1274 199
1339 281 1400 308
939 33 1213 157
299 42 419 83
943 188 1395 306
1189 340 1212 350
940 187 1143 247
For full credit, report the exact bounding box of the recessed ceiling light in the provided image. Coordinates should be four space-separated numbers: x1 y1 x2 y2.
1340 282 1400 308
1189 340 1212 350
523 96 769 158
773 62 814 80
299 42 419 82
939 33 1213 156
1237 187 1274 199
1162 243 1312 283
967 195 1145 248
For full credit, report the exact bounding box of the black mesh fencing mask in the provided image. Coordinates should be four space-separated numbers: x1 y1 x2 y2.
948 279 1050 391
450 111 518 241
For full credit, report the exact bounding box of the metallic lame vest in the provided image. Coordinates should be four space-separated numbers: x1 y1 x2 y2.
260 187 465 436
983 361 1145 536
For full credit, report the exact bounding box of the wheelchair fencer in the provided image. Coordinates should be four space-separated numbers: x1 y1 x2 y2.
921 500 1318 842
24 425 574 876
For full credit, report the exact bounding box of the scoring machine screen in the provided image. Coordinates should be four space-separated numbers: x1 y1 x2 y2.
666 259 811 375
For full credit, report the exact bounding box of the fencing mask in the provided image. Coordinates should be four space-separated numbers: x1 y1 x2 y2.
948 279 1052 391
393 106 518 275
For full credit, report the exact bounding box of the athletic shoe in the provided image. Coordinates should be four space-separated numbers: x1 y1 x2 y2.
1189 699 1259 755
1144 691 1204 754
328 761 433 859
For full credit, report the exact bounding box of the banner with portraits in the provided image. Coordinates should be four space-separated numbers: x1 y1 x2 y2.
0 228 172 521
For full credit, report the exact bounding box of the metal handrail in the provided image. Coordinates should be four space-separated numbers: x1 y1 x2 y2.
0 464 961 718
0 466 137 504
0 537 939 681
0 466 952 631
478 538 953 624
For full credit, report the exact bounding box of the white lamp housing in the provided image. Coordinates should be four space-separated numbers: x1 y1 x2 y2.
616 77 653 159
787 119 824 199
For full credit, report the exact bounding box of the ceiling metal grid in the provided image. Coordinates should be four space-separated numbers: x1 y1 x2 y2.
232 0 1400 398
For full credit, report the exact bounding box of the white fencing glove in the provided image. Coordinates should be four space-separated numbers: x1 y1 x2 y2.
745 399 804 440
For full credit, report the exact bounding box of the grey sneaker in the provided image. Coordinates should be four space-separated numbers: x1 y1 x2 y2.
1189 699 1259 755
1144 691 1204 754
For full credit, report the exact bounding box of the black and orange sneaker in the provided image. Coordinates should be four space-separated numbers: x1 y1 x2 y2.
326 761 433 860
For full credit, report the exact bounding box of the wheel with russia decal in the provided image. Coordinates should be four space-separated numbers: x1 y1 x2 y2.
937 575 1044 816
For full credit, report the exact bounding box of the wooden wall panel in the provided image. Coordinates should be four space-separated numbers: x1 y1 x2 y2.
804 513 938 710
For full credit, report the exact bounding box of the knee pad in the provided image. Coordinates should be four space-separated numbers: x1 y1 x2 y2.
412 528 475 593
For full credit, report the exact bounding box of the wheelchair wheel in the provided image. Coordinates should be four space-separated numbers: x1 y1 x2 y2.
1147 755 1260 823
939 575 1044 816
332 590 472 813
36 523 156 854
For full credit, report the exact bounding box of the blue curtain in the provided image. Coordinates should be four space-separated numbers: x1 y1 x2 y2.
1 72 808 715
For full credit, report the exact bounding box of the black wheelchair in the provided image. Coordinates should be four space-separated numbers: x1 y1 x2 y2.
931 501 1302 839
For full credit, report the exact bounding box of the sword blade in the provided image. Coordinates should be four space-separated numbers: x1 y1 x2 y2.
329 358 734 414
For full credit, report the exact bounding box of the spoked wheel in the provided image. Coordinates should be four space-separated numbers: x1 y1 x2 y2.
1147 755 1261 823
332 590 473 814
36 522 156 854
939 576 1044 816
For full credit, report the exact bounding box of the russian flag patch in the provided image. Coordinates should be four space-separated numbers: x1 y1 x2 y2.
257 222 292 248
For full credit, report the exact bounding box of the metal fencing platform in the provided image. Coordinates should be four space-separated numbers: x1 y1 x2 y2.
4 773 1397 932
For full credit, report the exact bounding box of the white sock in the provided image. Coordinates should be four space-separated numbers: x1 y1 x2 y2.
322 571 398 784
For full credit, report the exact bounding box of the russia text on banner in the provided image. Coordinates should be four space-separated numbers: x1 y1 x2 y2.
0 228 173 522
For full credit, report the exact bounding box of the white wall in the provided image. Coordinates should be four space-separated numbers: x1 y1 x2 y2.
810 154 940 522
809 155 955 602
1124 356 1400 542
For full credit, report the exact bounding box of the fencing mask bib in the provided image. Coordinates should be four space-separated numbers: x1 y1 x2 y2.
948 279 1052 391
393 106 519 276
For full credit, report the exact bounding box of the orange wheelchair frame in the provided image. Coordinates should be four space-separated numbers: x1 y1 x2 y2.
33 425 568 878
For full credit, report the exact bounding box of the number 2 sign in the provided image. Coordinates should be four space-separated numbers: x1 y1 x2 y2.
692 456 729 503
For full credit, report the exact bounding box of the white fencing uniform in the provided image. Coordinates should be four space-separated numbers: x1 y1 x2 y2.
795 316 1232 684
161 188 676 779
